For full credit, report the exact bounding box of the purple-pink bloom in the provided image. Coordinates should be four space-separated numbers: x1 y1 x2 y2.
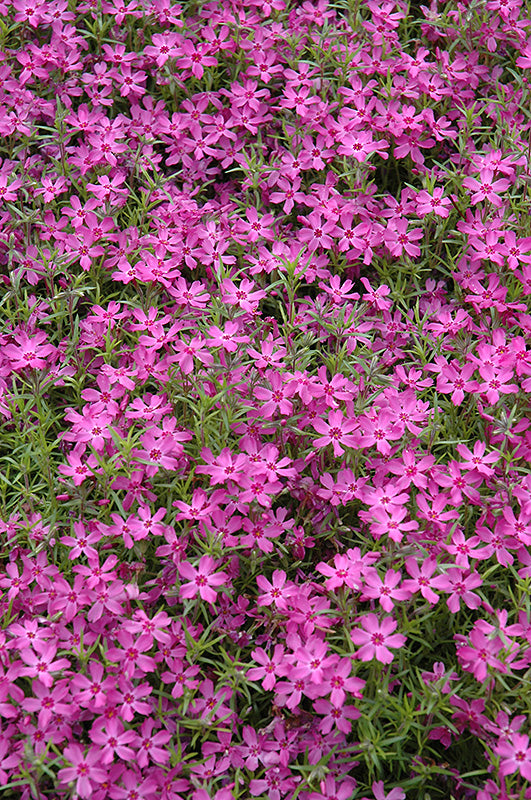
351 614 406 664
58 745 107 798
313 410 360 456
178 556 228 604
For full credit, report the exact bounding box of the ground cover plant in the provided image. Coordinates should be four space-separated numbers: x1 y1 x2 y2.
2 0 531 797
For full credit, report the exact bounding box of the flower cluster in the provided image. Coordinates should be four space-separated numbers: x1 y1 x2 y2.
1 0 531 799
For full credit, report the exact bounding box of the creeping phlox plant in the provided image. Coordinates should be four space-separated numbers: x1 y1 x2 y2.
1 0 531 798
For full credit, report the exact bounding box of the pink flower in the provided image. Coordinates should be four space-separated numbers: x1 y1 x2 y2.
22 679 70 728
205 321 250 352
254 372 297 417
462 169 510 207
416 187 451 218
90 718 138 764
105 632 156 677
309 776 358 800
71 661 116 709
361 568 411 612
4 329 56 371
359 409 402 455
431 568 483 613
351 614 406 664
384 217 423 258
456 626 507 683
58 744 107 798
317 658 365 708
248 645 286 691
362 781 405 800
313 699 360 735
477 364 518 405
433 359 477 406
60 521 101 559
136 719 171 768
360 277 392 310
297 210 338 251
178 556 228 604
0 562 28 600
317 553 363 591
236 206 275 242
313 410 360 457
20 641 70 688
172 335 213 375
337 129 389 161
256 570 295 610
293 638 338 684
456 441 499 476
0 173 23 201
495 733 531 779
176 40 217 79
516 42 531 68
58 447 98 486
221 278 267 312
402 557 440 604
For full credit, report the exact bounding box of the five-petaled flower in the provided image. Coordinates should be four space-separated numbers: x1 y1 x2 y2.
351 613 406 663
178 556 228 604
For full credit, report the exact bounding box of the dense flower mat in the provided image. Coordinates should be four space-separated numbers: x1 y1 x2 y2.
1 0 531 797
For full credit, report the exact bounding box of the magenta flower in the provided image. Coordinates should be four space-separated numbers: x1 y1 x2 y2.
309 776 358 800
254 372 297 418
361 568 411 612
20 641 70 688
60 521 100 560
205 321 250 352
463 169 510 207
297 210 338 251
256 570 294 610
176 40 217 79
293 638 338 684
58 744 107 798
495 733 531 779
4 330 56 371
318 658 365 708
238 474 283 510
136 719 171 768
178 556 228 604
362 781 405 800
90 718 138 764
359 409 402 455
416 187 451 218
247 644 286 691
0 562 28 600
434 359 477 406
337 129 389 161
477 364 518 405
221 278 267 312
431 568 483 613
384 217 423 258
456 441 499 476
517 42 531 68
313 698 361 735
22 679 70 728
0 173 23 201
105 632 156 678
172 335 213 375
351 614 406 664
456 627 507 683
236 206 275 242
402 557 440 604
71 661 116 709
360 278 392 311
313 410 360 456
317 553 363 591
